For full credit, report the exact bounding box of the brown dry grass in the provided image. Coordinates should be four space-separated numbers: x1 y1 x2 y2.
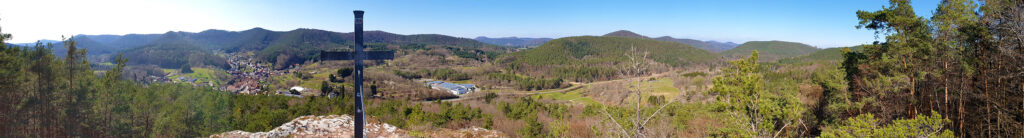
582 80 630 106
800 84 823 107
678 113 722 137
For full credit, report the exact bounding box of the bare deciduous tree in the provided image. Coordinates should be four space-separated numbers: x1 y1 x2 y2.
600 45 677 137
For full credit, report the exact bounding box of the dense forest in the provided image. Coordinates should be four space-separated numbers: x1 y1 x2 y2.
832 0 1023 136
777 45 865 64
690 0 1023 137
121 40 230 69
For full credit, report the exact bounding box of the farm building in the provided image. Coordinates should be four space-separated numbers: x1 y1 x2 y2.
425 81 477 95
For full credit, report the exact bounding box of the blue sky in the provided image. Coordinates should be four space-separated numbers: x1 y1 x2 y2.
0 0 943 47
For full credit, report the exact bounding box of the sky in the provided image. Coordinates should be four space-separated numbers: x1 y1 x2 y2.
0 0 943 47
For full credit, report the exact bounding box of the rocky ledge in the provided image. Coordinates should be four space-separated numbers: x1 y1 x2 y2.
210 115 506 138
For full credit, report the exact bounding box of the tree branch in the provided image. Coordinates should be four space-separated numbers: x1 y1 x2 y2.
772 121 791 138
639 100 675 128
601 107 630 137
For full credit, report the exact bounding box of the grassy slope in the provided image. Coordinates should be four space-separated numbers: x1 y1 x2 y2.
721 41 820 62
622 77 681 104
534 86 600 105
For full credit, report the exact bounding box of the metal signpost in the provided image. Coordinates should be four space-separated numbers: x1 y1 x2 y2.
319 10 394 138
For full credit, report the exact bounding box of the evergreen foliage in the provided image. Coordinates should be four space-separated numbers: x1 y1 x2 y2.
368 100 488 129
820 111 954 137
778 45 865 64
486 72 564 90
483 92 498 103
838 0 1024 136
393 68 471 81
707 51 805 137
337 67 353 78
497 97 571 137
180 63 193 73
121 40 229 69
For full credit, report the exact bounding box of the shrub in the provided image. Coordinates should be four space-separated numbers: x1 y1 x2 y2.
484 92 498 103
820 111 954 137
180 63 193 73
337 68 354 78
680 71 706 77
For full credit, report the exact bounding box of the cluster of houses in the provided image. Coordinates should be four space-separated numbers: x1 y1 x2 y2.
222 53 284 95
145 75 172 84
425 81 478 95
176 76 197 83
167 75 215 87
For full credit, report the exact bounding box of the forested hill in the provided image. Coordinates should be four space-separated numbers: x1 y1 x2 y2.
602 30 740 53
30 34 160 60
256 29 502 69
721 40 819 62
32 28 273 61
27 27 503 69
602 30 650 39
498 36 718 82
777 45 864 64
121 32 230 69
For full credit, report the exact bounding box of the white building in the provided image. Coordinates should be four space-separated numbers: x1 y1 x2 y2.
425 81 477 95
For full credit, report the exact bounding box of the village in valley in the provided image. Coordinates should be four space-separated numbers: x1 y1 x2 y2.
221 52 279 95
162 51 485 98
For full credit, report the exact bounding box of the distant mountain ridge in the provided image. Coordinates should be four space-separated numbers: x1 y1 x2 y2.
601 30 739 52
602 30 650 39
778 45 864 64
12 39 62 46
25 27 501 69
474 36 553 47
704 41 740 51
653 36 738 53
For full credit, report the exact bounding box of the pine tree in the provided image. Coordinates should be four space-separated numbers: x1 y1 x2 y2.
180 63 193 73
320 81 332 96
855 0 937 117
708 51 804 137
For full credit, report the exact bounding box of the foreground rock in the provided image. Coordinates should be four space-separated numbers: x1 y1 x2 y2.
419 127 507 138
210 115 507 138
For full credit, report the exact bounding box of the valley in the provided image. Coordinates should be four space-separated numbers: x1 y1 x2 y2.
0 27 856 137
2 0 1021 137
